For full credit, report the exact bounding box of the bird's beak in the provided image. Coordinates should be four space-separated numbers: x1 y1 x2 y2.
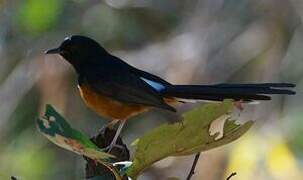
45 47 61 54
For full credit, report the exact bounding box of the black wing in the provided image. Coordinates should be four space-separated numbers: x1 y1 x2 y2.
82 57 175 112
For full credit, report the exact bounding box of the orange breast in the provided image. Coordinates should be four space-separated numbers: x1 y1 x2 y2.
78 84 149 120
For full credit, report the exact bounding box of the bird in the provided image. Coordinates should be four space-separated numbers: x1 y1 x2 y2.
45 35 296 151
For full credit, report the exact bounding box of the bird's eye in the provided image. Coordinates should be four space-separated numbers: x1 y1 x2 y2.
65 44 77 52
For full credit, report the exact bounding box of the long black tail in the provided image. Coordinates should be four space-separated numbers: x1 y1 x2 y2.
162 83 296 102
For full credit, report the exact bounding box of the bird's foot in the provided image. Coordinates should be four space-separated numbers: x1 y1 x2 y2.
98 120 119 133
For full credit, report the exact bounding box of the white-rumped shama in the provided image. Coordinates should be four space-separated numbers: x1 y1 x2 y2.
45 35 296 151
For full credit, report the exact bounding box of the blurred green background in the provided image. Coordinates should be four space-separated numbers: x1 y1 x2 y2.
0 0 302 179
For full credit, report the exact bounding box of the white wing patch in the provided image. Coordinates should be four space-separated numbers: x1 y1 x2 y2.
140 77 166 91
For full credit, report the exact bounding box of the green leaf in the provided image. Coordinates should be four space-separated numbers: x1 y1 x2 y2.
126 100 254 178
37 105 124 179
36 105 124 178
37 104 114 160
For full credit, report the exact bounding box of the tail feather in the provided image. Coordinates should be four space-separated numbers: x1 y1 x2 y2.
214 83 295 88
162 83 296 102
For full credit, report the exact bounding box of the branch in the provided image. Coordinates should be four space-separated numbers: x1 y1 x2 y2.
186 153 201 180
85 127 130 179
226 172 237 180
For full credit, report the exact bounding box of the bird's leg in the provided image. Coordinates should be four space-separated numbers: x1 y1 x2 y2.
106 120 126 152
99 119 119 132
233 100 244 111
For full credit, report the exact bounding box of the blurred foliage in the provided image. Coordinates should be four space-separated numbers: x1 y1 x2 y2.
0 130 54 179
7 87 40 141
17 0 62 35
81 3 182 49
226 133 303 180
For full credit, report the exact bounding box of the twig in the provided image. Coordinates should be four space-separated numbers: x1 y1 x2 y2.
226 172 237 180
186 153 201 180
85 127 130 179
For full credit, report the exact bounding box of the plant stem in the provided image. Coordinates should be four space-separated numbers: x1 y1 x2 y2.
226 172 237 180
186 153 201 180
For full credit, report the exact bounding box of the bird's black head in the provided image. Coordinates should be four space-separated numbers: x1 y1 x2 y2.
45 35 108 72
